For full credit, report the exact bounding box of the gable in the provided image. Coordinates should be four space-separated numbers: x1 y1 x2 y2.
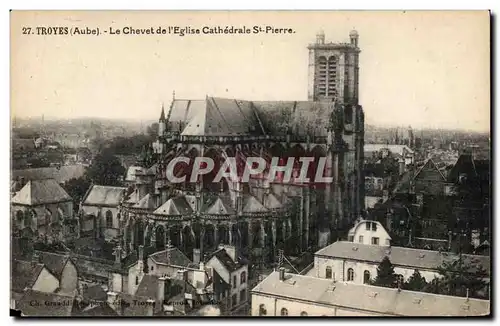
414 160 446 182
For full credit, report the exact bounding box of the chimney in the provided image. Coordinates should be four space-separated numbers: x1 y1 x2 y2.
382 190 389 202
397 277 402 292
218 244 237 262
386 211 393 232
145 298 155 316
279 267 286 281
193 248 201 265
138 245 144 273
107 292 120 315
466 288 470 302
157 277 166 302
31 251 40 267
398 159 405 175
114 246 122 266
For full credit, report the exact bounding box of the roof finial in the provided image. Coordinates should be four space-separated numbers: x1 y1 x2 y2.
159 102 166 121
172 90 175 100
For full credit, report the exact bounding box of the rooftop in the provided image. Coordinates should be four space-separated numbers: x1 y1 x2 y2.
11 179 72 205
82 185 126 207
315 241 490 275
251 271 489 316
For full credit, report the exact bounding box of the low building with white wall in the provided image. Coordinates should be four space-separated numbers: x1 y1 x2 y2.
250 269 489 316
314 220 489 285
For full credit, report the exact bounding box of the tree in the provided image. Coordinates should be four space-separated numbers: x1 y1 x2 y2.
372 256 396 288
147 123 159 137
85 149 125 186
436 254 488 299
403 269 427 291
63 177 92 209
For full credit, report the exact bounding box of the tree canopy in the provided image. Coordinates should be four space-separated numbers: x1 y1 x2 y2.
85 149 125 186
372 256 397 288
403 269 427 291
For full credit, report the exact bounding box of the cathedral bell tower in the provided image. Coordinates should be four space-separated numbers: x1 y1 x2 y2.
309 30 365 237
307 30 360 104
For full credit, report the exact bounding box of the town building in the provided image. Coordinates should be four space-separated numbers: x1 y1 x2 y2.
364 144 415 166
250 269 489 316
205 245 249 311
11 179 78 243
79 185 127 240
312 220 490 285
79 31 366 265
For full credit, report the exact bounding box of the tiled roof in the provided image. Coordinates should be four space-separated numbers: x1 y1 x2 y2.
12 165 87 184
82 185 126 206
17 289 76 316
149 247 193 267
315 241 490 275
11 260 45 292
37 251 71 280
11 179 72 205
251 271 490 316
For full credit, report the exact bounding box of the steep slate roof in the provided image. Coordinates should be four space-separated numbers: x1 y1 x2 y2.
263 193 283 210
154 196 194 216
413 158 447 181
202 196 235 215
251 271 490 316
17 290 76 316
315 241 490 275
135 274 160 297
253 100 334 137
82 284 108 302
11 260 45 292
242 194 268 213
12 165 87 184
206 248 244 272
180 97 261 136
37 251 71 280
11 179 72 205
149 247 193 267
168 97 354 138
133 193 157 210
82 185 126 206
125 166 146 182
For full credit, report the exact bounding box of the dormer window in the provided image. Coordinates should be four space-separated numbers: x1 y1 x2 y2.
459 173 467 184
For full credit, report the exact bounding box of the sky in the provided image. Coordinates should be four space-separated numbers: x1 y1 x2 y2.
10 11 490 132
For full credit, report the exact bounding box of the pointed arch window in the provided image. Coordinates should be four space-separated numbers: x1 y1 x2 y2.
106 210 113 228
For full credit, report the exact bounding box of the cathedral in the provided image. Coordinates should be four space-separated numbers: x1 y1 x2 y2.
112 30 365 262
